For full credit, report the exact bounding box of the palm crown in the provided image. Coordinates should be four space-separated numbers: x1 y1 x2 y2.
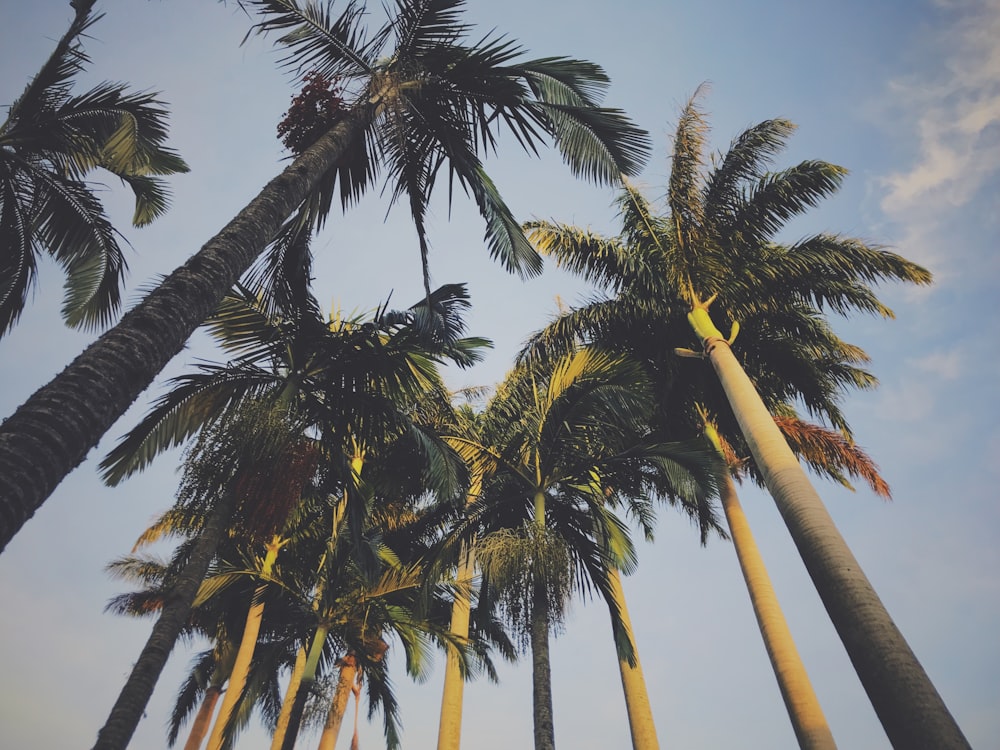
0 1 188 333
249 0 650 296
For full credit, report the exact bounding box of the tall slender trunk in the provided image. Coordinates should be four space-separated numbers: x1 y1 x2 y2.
0 107 371 553
183 685 223 750
606 569 659 750
689 302 970 750
270 646 308 750
719 472 836 749
316 655 358 750
206 536 283 750
92 490 236 750
436 474 482 750
530 581 555 750
280 624 331 750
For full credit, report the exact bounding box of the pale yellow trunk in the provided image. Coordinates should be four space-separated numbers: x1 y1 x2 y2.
206 537 282 750
436 474 481 750
317 657 358 750
720 473 836 749
269 646 308 750
690 302 970 749
607 569 659 750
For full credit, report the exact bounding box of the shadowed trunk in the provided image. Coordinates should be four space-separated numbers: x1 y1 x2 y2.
530 581 555 750
0 107 370 553
92 490 237 750
691 303 970 750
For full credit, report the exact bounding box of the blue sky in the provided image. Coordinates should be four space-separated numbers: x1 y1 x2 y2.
1 1 998 748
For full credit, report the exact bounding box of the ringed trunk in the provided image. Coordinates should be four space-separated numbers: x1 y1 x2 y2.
690 305 970 750
0 107 371 553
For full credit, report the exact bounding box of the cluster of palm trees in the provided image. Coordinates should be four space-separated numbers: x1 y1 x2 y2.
0 2 973 750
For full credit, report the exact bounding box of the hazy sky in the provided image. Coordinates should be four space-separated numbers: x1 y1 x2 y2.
1 1 998 748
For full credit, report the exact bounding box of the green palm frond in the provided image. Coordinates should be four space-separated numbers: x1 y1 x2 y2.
0 2 186 334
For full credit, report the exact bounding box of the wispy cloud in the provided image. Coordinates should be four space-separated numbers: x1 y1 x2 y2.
877 0 1000 269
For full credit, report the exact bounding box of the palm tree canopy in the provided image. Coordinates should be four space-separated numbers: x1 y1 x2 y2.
0 1 188 333
524 90 931 442
248 0 651 294
445 348 726 659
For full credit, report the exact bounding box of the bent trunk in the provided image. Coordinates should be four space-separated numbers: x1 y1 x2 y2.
719 471 836 749
316 655 358 750
92 490 237 750
690 304 970 750
0 107 370 553
206 536 283 750
606 569 659 750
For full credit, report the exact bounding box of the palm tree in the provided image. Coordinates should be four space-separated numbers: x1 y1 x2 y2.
0 0 188 334
0 0 649 552
524 92 970 749
446 348 723 750
93 278 481 750
93 400 311 750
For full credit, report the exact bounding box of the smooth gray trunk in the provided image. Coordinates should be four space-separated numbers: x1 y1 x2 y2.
703 331 970 750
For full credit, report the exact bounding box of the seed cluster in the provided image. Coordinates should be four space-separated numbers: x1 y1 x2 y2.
276 72 346 154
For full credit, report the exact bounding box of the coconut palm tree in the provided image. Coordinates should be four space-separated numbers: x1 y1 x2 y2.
0 0 650 552
445 348 724 750
0 0 188 335
523 92 969 749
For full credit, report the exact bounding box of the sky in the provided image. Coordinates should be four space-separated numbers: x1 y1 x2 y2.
1 1 998 748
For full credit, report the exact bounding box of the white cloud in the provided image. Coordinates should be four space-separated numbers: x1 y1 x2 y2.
911 347 964 380
877 0 1000 267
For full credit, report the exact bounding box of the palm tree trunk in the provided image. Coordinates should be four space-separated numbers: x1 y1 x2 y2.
436 474 482 750
530 580 556 750
606 569 659 750
690 305 970 749
316 655 358 750
270 646 308 750
0 106 372 553
183 685 223 750
719 472 836 749
206 536 283 750
436 542 474 750
280 624 331 750
92 490 236 750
